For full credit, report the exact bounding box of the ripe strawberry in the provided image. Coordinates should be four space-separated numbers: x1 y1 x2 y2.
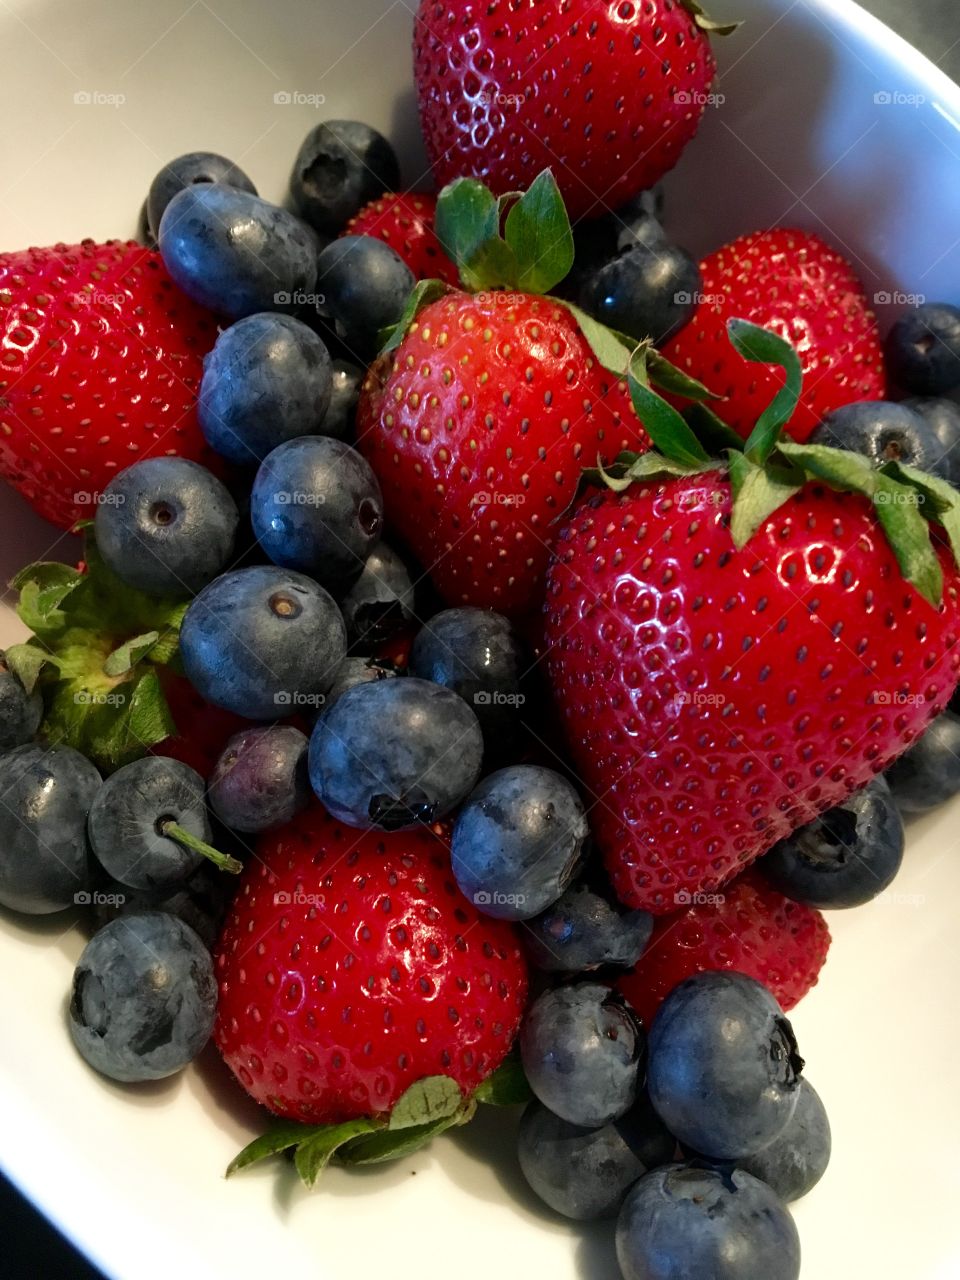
616 870 830 1026
0 239 220 528
344 193 458 285
150 674 256 780
214 805 528 1124
663 229 886 442
414 0 726 221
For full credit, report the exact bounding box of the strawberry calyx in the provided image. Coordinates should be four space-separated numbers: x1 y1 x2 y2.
679 0 742 36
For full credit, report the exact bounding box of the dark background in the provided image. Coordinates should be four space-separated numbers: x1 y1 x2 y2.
2 2 958 1278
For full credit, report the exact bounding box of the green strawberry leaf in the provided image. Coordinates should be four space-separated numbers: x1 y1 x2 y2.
561 302 635 378
680 0 742 35
684 402 747 453
728 319 803 465
336 1104 475 1167
586 450 721 493
388 1076 464 1129
462 237 520 293
102 631 161 678
474 1055 534 1106
628 349 711 466
12 562 84 638
380 278 450 355
295 1118 385 1188
435 177 501 281
881 461 960 570
646 350 722 403
2 641 59 693
727 452 805 548
503 169 575 295
226 1122 328 1177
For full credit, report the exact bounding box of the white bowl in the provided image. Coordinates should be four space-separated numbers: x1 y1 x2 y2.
2 2 960 1278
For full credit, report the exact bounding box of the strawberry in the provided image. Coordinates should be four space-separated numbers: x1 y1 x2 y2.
344 193 458 285
663 229 887 442
616 870 830 1026
0 239 220 528
149 674 256 780
214 805 528 1131
414 0 734 222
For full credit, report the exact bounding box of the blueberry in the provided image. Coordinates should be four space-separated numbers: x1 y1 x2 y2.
180 565 346 719
0 650 43 752
289 120 400 237
0 744 101 914
209 725 310 834
561 189 665 299
159 185 318 320
648 972 803 1160
518 1093 675 1221
738 1078 831 1203
524 884 654 972
339 542 415 653
323 359 364 440
251 436 383 590
309 676 483 830
520 983 644 1128
146 151 257 240
578 241 701 343
810 400 942 474
316 237 415 358
886 302 960 396
90 864 234 951
198 314 334 465
69 912 217 1083
94 457 238 598
410 607 525 747
759 776 903 908
904 396 960 486
616 1165 801 1280
452 766 589 920
885 710 960 812
325 655 401 709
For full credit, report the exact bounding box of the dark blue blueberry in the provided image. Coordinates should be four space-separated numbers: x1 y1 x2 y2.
323 360 363 440
578 241 701 343
560 189 665 300
452 765 589 920
0 744 101 914
94 457 238 597
616 1165 801 1280
146 150 257 240
810 400 942 473
198 314 334 465
904 396 960 486
648 972 803 1160
209 725 310 834
316 236 415 358
339 542 415 653
325 655 401 709
251 436 383 590
180 565 346 719
518 1093 675 1221
309 676 483 830
0 650 43 752
524 884 654 972
159 185 318 320
69 912 217 1083
886 303 960 396
885 710 960 812
90 864 235 951
520 983 644 1128
758 777 903 909
738 1078 831 1203
289 120 400 237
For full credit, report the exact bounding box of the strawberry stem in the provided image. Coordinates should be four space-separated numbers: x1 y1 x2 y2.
160 821 243 875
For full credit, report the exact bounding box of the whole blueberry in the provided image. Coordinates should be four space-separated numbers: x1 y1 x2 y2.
180 565 346 719
0 744 101 914
325 655 401 709
146 151 257 240
198 314 334 465
251 436 383 590
309 676 483 830
452 766 589 920
316 236 415 358
520 983 644 1128
69 912 217 1083
904 396 960 486
0 650 43 752
616 1165 801 1280
648 972 803 1160
561 189 665 299
289 120 400 237
738 1078 831 1203
323 360 364 440
94 457 239 598
759 776 903 908
886 302 960 396
518 1093 675 1221
90 864 234 951
885 710 960 812
339 542 415 652
579 241 701 343
209 725 310 834
524 884 654 972
810 400 942 474
159 185 318 320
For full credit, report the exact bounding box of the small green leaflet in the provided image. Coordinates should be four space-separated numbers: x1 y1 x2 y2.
473 1055 533 1106
226 1122 329 1178
728 319 803 466
679 0 742 35
336 1107 474 1167
628 348 711 466
12 562 83 638
294 1118 383 1188
727 452 804 548
588 450 720 494
102 631 160 678
646 349 722 403
388 1075 464 1129
380 278 450 355
503 169 575 295
882 460 960 569
435 178 500 276
2 641 58 693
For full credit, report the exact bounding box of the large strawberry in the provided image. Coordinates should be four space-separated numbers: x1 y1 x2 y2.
344 192 458 285
663 229 887 442
0 239 220 528
413 1 735 222
544 321 960 914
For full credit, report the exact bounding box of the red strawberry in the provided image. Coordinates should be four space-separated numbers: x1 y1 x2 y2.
150 675 257 780
414 0 724 222
344 193 458 285
0 239 220 528
214 805 528 1124
663 229 886 442
616 870 830 1026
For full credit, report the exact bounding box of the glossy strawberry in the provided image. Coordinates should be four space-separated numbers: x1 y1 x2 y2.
214 805 528 1123
150 675 256 781
663 229 886 442
344 193 458 285
414 0 724 221
617 870 830 1025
